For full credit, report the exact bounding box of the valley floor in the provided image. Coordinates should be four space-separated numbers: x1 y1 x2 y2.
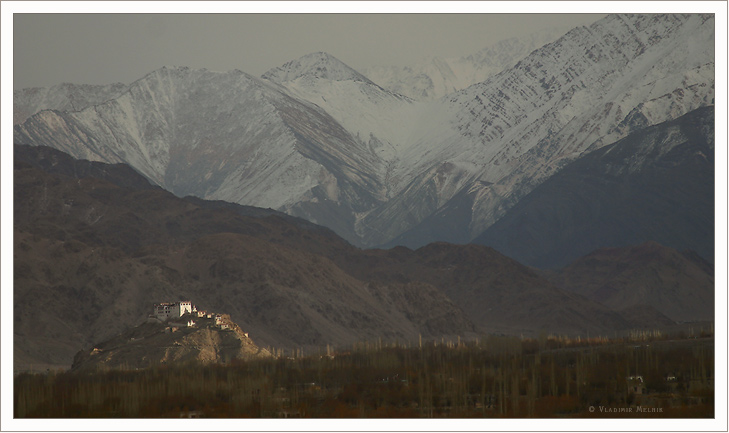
14 331 714 419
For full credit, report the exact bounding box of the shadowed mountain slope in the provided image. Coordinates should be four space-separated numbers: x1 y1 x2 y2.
473 105 714 269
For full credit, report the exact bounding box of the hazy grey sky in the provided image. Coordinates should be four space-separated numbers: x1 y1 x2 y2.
13 11 606 89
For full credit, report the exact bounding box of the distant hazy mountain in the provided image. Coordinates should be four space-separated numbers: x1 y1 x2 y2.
14 14 715 252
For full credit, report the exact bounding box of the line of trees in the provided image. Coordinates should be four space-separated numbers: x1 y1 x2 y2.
15 332 714 418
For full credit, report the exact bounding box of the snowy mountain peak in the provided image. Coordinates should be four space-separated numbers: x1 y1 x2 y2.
262 52 373 84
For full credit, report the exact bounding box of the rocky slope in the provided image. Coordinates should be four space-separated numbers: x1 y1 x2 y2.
70 314 271 371
472 105 714 268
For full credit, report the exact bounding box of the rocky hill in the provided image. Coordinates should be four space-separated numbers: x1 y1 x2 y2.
71 313 271 371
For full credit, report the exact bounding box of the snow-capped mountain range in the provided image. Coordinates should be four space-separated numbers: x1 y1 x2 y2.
14 14 715 249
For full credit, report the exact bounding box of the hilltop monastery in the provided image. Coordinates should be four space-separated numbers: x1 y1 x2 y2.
150 301 243 334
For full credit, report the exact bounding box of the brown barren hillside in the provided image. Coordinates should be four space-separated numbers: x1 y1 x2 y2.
14 146 475 370
332 242 630 336
547 242 714 322
15 145 709 372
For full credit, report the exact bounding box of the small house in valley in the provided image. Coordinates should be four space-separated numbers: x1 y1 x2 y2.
627 375 646 395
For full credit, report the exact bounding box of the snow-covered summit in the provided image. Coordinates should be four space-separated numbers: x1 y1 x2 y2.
260 51 417 196
262 52 374 84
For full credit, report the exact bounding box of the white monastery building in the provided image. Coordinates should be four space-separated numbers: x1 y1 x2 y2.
153 301 195 321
